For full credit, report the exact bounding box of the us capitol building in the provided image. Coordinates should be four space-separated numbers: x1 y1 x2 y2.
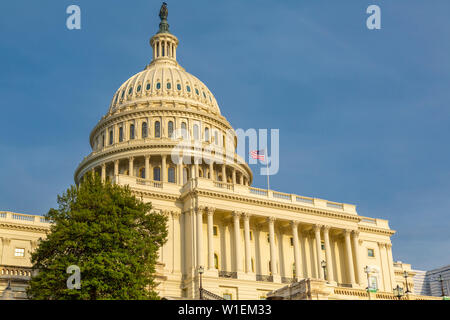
0 4 440 300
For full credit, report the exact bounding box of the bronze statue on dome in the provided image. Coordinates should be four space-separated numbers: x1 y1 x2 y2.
159 2 168 21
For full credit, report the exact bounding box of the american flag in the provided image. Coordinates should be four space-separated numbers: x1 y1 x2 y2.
250 149 265 161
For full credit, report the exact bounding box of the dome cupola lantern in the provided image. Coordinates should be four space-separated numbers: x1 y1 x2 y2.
150 2 178 64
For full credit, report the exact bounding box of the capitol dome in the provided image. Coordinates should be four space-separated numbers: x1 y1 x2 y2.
74 7 252 187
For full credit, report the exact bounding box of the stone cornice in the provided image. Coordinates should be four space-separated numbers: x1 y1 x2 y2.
358 225 396 236
182 188 361 223
0 222 50 233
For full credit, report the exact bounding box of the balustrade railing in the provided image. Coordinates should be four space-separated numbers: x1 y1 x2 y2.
249 187 268 196
281 277 295 284
201 288 225 300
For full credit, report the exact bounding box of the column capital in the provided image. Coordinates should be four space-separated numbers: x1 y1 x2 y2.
101 163 106 168
206 207 215 216
290 220 299 228
352 230 360 237
313 224 323 232
386 243 392 249
344 229 353 236
322 225 331 232
266 216 276 223
129 156 134 161
232 211 241 218
114 159 119 164
145 155 151 160
171 211 181 219
242 212 251 220
378 242 386 248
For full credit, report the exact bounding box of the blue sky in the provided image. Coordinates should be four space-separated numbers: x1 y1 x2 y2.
1 0 449 270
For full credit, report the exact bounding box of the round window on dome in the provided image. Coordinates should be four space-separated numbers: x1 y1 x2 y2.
177 84 181 91
137 85 141 92
146 83 151 91
186 85 191 92
156 82 161 90
167 82 171 89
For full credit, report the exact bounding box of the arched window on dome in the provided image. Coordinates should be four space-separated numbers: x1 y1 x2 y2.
139 167 145 179
168 167 175 183
142 122 148 138
130 124 135 140
186 85 191 92
102 134 105 148
155 121 161 138
181 122 187 140
153 167 161 181
177 83 181 91
167 82 171 90
156 82 161 90
204 127 209 142
119 127 124 142
168 121 174 138
193 124 199 140
109 130 113 145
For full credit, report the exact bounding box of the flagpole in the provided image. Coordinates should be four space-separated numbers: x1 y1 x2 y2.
265 148 270 191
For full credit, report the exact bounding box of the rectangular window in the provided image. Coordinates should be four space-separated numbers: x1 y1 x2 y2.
14 248 25 257
213 226 218 236
321 241 325 250
368 248 375 257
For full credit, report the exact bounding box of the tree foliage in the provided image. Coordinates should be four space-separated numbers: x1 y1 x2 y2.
27 173 168 300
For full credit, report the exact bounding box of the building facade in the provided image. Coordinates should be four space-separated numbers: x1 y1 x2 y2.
413 265 450 297
0 4 439 300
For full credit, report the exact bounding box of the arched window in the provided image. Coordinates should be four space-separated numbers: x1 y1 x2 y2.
168 121 174 138
204 127 209 142
214 253 219 270
156 82 161 90
153 167 161 181
142 122 148 138
193 124 199 140
139 167 145 179
155 121 161 138
130 124 135 139
186 85 191 92
167 82 171 89
168 167 175 183
109 130 113 145
181 122 187 140
214 131 218 145
119 127 123 142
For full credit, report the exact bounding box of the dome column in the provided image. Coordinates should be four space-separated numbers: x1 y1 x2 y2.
101 163 106 182
129 156 134 177
232 168 236 184
161 155 167 182
145 155 150 180
114 160 119 177
209 161 214 180
222 164 226 182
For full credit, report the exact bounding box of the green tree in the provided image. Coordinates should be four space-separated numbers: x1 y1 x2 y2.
27 173 168 300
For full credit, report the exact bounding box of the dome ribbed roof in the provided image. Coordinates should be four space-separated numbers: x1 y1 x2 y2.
108 61 221 115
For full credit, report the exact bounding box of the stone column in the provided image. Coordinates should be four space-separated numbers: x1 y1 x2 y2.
314 224 324 280
196 208 203 268
351 230 363 285
378 242 391 292
239 173 244 185
101 163 106 182
232 168 236 184
222 165 226 182
114 160 119 177
177 162 183 185
386 243 396 291
267 217 279 281
323 226 334 282
194 163 199 179
232 211 242 273
145 155 150 180
291 221 301 280
207 208 215 270
243 213 252 273
161 155 167 183
209 161 214 180
128 156 134 177
344 229 356 286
